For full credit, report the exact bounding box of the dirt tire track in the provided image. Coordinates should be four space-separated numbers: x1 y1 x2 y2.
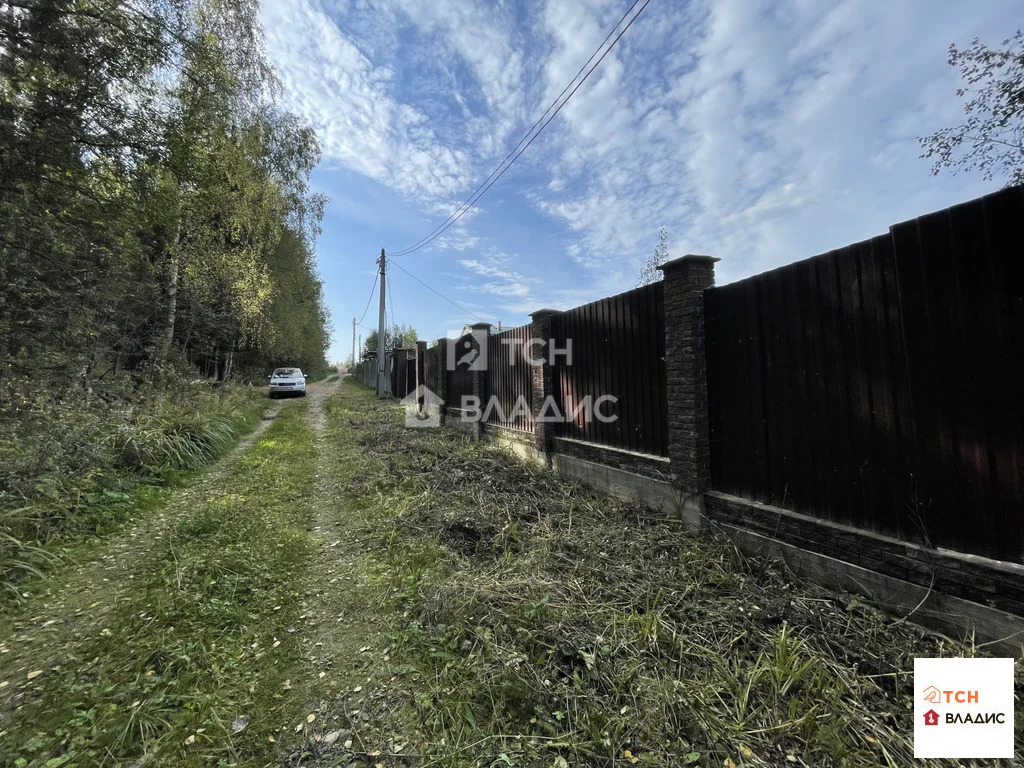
0 396 288 727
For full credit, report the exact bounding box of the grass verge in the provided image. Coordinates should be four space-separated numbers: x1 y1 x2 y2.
315 379 1022 767
1 375 265 600
1 399 320 767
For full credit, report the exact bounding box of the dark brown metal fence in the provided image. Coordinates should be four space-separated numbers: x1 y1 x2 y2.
485 324 534 432
423 345 440 395
706 186 1024 561
446 332 475 410
390 351 416 400
551 282 667 456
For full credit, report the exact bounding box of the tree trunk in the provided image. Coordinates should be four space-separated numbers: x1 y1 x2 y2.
159 215 182 361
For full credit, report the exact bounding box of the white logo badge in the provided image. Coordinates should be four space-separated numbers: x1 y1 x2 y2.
914 657 1014 758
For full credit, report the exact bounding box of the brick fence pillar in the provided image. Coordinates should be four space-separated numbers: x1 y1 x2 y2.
415 340 427 409
469 322 491 441
435 337 449 422
529 309 562 459
657 254 719 530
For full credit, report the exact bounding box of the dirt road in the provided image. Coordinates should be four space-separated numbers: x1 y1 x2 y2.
0 379 1002 768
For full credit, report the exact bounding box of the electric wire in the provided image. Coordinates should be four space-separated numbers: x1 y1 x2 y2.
389 259 486 322
357 272 379 325
390 0 652 257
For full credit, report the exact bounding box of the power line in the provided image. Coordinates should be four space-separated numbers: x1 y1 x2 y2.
390 259 486 323
387 275 397 334
357 272 378 324
390 0 652 258
391 0 642 258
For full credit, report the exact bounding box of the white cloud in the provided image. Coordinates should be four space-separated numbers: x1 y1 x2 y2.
266 0 1020 338
262 0 475 201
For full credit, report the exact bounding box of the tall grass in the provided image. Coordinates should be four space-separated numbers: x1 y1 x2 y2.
0 372 263 598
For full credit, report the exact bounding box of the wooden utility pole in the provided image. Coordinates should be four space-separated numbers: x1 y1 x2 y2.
351 317 356 369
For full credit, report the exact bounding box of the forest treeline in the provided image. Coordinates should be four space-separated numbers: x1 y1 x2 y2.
0 0 330 591
0 0 330 387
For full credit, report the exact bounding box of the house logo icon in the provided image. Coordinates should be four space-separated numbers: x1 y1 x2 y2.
923 685 941 703
923 709 940 726
400 385 443 429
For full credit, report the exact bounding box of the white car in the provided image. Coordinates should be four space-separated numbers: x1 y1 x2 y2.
268 367 307 398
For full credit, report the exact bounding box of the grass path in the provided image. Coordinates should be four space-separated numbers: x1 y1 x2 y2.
0 387 327 767
1 379 1019 767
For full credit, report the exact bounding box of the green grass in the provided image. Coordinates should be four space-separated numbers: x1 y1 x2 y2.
0 379 264 600
3 379 1020 767
317 379 1021 767
1 401 320 767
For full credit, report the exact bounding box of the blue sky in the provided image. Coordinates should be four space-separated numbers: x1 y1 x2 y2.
260 0 1021 364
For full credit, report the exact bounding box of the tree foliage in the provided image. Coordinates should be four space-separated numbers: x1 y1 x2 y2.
363 324 419 356
637 226 669 287
920 31 1024 186
0 0 330 391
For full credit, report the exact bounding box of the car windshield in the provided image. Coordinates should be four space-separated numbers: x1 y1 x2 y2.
273 368 300 376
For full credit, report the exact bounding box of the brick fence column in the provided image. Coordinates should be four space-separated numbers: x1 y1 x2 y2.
529 309 562 459
469 322 491 441
435 337 449 421
415 340 427 409
657 254 719 529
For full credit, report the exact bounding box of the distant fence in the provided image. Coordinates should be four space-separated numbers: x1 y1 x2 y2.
350 358 376 388
706 187 1024 561
551 283 667 456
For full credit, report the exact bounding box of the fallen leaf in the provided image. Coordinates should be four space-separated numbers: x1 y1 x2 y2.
294 723 303 733
306 713 316 723
26 670 43 680
283 679 292 690
319 672 326 679
624 750 639 764
232 715 250 734
184 735 195 746
724 759 737 768
324 731 340 745
272 639 281 649
343 739 353 749
268 735 276 743
353 685 362 692
740 745 756 759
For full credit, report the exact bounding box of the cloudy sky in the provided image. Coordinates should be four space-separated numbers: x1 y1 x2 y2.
260 0 1020 363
